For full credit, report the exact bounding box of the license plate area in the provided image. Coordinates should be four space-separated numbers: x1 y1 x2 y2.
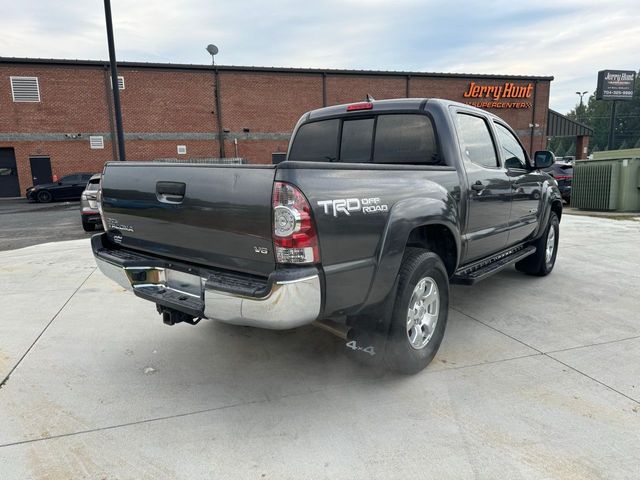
165 269 204 298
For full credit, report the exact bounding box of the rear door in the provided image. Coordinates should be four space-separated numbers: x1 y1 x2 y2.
455 111 511 263
101 163 277 276
56 174 80 199
74 174 93 197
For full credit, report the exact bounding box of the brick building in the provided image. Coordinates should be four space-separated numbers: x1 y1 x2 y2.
0 57 554 197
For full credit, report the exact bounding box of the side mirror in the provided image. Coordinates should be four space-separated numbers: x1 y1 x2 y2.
534 150 554 169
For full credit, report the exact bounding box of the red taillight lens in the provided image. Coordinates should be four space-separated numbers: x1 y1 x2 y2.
272 182 319 264
555 175 572 181
346 102 373 111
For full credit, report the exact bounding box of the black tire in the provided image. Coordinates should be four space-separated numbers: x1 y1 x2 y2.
82 220 96 232
515 212 559 276
384 248 449 374
36 190 52 203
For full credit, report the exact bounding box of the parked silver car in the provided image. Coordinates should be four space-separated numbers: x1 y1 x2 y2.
80 174 103 232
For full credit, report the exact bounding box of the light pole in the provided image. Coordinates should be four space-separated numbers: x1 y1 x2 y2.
576 90 588 107
207 44 225 158
575 90 588 122
103 0 125 161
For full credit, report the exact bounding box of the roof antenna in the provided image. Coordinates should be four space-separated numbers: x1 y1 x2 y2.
366 93 375 102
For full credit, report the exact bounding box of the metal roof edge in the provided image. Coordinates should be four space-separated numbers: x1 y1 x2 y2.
0 56 555 81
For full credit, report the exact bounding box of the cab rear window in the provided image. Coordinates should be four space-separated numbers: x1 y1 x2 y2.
289 113 441 165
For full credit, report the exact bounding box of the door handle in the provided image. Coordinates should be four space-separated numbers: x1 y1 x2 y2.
471 181 485 191
156 181 186 204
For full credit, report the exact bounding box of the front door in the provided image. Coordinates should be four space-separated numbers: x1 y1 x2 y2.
0 148 21 197
29 156 52 186
492 121 542 245
455 112 512 263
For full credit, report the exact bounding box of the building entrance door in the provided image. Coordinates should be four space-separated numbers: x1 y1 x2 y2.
29 156 53 186
0 148 21 197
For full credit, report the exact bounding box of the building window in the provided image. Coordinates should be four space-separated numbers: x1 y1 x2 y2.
177 145 187 155
89 136 105 149
10 76 41 102
110 76 125 90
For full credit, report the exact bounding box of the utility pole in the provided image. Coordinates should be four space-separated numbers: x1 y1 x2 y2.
104 0 126 161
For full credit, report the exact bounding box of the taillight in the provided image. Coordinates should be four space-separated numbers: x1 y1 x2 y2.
346 102 373 111
555 175 572 181
272 181 319 264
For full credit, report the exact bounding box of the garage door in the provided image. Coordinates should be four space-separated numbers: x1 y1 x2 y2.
0 148 20 198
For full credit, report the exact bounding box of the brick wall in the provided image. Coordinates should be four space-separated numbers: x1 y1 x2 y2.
0 60 551 194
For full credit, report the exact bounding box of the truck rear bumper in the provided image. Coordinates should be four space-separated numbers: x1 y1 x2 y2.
92 234 321 330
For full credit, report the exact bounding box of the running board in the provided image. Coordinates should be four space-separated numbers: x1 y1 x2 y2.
452 245 537 285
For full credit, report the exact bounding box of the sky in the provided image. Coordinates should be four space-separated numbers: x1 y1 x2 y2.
2 0 639 113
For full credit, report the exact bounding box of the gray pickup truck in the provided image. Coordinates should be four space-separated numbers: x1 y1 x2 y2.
92 98 562 373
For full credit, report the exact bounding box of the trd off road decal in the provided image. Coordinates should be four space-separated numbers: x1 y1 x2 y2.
317 197 389 217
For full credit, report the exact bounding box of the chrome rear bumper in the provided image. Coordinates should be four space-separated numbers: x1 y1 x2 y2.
93 246 321 330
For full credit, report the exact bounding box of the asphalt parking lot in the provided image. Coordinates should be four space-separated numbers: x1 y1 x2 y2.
0 199 92 251
0 214 639 479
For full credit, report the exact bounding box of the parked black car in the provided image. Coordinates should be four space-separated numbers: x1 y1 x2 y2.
543 162 573 203
26 173 95 203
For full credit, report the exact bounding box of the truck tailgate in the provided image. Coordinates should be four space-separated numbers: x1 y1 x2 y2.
100 162 276 276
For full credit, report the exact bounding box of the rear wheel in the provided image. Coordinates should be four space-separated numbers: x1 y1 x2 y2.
515 212 559 276
384 248 449 374
82 220 96 232
36 190 52 203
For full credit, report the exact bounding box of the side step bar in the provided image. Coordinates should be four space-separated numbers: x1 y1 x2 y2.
452 245 537 285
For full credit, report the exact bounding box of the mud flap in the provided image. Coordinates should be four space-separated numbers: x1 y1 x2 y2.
344 276 399 366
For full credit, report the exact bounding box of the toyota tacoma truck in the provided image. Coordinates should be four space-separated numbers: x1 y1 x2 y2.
92 98 561 373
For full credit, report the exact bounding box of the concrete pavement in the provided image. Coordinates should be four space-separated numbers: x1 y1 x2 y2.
0 198 92 251
0 214 639 479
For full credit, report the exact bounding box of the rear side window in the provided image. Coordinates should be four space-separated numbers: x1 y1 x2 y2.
374 114 438 164
341 118 374 162
456 114 499 168
289 114 441 165
60 174 79 184
86 178 100 191
288 119 339 161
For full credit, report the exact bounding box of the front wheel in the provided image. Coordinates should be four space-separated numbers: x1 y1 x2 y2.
384 248 449 374
36 190 52 203
516 212 559 276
